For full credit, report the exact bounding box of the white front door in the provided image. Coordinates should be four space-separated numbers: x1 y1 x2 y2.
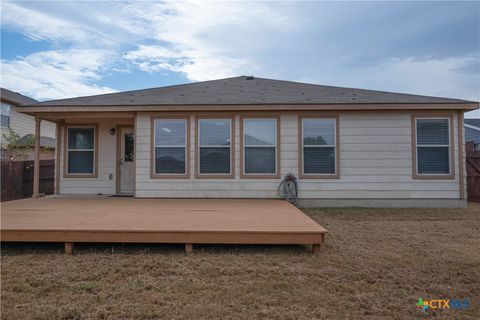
119 127 134 194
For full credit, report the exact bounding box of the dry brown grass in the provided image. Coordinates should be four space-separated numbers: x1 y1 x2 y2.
1 204 479 319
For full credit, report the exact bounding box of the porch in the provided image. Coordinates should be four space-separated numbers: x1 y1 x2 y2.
0 197 327 254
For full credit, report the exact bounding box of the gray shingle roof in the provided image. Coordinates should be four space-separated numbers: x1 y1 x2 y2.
464 119 480 129
1 88 38 105
17 134 56 149
25 76 476 107
465 127 480 144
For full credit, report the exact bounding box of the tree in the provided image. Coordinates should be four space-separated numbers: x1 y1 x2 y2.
1 128 35 162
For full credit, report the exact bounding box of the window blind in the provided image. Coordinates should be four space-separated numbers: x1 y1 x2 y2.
154 119 186 174
199 119 231 174
244 119 276 174
302 118 336 175
67 127 95 174
416 119 450 175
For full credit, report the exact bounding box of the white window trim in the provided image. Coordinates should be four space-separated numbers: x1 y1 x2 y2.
66 126 96 176
198 118 232 176
302 118 337 176
153 118 187 175
243 118 277 176
415 117 451 176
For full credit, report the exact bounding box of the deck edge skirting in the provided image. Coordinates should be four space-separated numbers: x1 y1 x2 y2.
1 230 325 245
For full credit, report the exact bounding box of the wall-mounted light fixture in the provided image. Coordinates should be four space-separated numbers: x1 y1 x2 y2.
109 128 116 135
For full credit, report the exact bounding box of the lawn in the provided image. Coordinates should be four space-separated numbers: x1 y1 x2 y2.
1 204 479 319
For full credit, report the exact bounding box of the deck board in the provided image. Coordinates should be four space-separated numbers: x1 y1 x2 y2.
1 197 326 246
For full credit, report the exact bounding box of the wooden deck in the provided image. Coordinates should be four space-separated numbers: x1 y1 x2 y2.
1 197 327 254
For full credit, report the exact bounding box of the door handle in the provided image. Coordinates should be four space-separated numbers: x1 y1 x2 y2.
120 158 124 165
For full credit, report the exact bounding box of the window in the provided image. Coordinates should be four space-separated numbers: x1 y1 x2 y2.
65 126 96 176
1 102 11 128
301 117 338 177
242 118 278 176
153 118 188 176
415 117 452 176
198 118 232 176
124 133 134 162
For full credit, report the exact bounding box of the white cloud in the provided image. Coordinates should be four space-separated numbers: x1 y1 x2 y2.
298 55 480 117
0 2 89 43
123 45 189 73
121 1 287 81
2 1 287 93
1 49 116 100
364 57 479 101
0 0 478 104
123 44 250 81
298 55 479 101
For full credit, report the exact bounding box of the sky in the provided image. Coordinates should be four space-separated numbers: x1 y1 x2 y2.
1 1 479 116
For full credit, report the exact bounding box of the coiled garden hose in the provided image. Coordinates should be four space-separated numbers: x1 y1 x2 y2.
278 173 298 205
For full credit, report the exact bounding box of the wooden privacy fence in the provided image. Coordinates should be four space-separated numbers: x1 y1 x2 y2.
466 141 480 202
1 159 54 202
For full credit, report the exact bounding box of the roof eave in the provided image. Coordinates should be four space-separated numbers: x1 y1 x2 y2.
1 92 38 106
1 97 24 106
15 102 480 113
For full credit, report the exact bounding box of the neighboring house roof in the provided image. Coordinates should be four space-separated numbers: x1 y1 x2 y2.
0 88 38 105
17 134 56 149
464 119 480 129
464 118 480 145
24 76 477 107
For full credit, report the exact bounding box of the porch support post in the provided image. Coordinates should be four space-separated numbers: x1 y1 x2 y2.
33 117 42 198
133 112 137 197
54 121 62 195
312 244 321 254
185 243 193 254
458 111 465 200
65 242 74 255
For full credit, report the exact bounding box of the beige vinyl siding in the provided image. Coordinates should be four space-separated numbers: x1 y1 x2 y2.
1 103 56 152
9 105 56 138
135 111 461 199
59 118 133 195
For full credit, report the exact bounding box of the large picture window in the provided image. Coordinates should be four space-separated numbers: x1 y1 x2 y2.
198 118 232 176
301 117 338 177
153 118 188 176
242 118 278 176
414 117 452 176
65 126 96 176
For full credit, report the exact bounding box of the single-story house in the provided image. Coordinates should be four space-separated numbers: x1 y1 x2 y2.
1 88 56 160
18 76 478 208
464 119 480 149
